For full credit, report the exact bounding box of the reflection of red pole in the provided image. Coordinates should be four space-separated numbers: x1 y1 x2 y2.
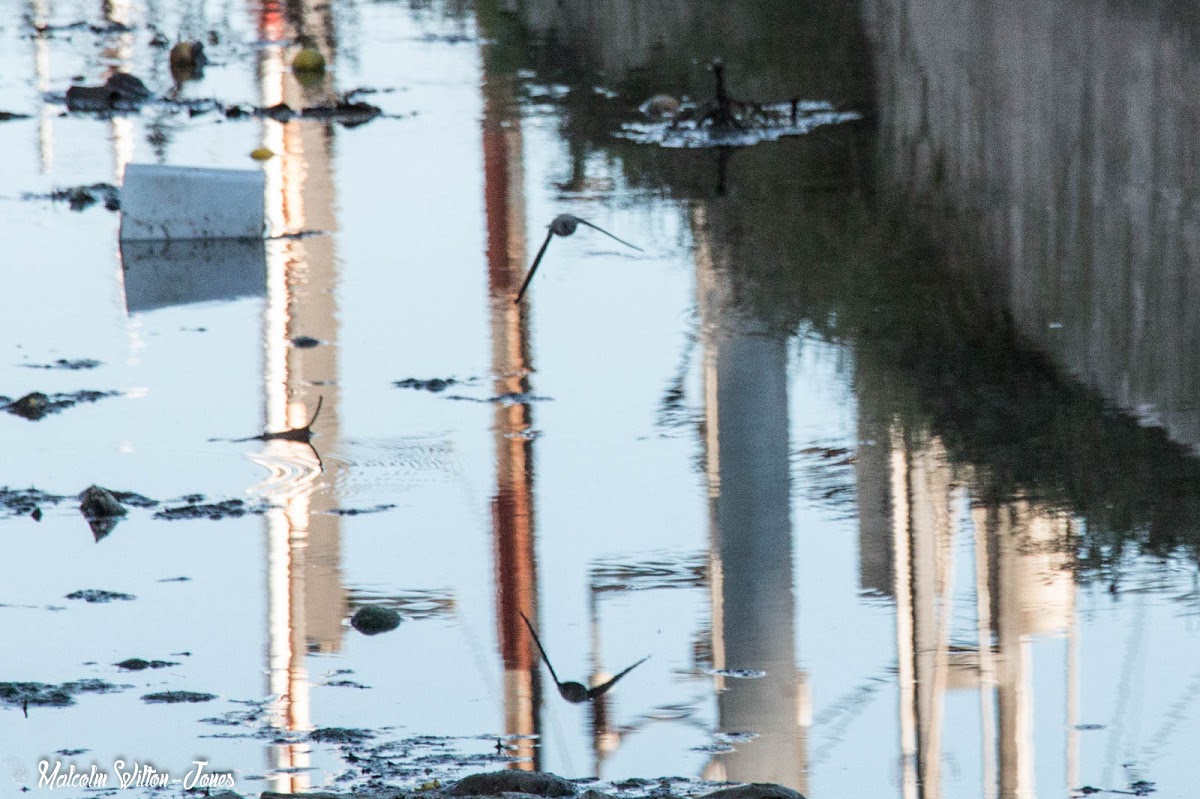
256 0 287 42
482 69 541 770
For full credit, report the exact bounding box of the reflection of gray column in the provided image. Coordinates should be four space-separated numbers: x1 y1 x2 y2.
697 219 805 790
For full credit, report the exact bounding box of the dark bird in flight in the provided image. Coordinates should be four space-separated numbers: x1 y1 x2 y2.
513 214 643 304
520 611 649 703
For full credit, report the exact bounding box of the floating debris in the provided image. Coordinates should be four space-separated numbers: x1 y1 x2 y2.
0 111 32 122
619 100 861 149
168 41 206 83
292 48 327 75
1 487 65 517
689 742 736 754
65 589 136 603
290 335 321 348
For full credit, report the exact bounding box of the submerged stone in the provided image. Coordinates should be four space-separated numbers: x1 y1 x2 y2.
701 784 808 799
450 771 576 797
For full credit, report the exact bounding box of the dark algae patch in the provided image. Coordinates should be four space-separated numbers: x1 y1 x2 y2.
0 679 125 709
154 498 268 521
141 691 217 703
65 589 136 603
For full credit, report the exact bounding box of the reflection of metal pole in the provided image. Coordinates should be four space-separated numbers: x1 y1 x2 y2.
31 0 53 172
694 206 806 793
481 62 541 771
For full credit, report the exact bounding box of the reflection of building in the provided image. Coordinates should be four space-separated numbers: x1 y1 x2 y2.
254 4 346 791
481 51 542 771
693 207 809 793
871 424 1077 799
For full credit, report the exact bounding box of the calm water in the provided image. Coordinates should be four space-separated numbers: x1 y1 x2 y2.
2 2 1200 799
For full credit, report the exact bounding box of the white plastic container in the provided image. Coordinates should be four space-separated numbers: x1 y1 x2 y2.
119 163 265 241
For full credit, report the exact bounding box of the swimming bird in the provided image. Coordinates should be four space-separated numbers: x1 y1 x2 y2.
513 214 643 304
519 611 649 703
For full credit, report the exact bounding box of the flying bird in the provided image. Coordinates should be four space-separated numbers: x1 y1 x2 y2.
513 214 643 304
520 611 649 703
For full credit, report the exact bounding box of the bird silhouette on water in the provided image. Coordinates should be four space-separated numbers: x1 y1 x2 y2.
519 611 649 703
513 214 643 304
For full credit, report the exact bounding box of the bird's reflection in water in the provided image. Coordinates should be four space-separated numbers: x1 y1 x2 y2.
520 612 649 703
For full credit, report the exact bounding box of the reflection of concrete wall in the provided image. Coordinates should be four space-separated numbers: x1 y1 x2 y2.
697 211 806 792
864 0 1200 449
510 0 871 104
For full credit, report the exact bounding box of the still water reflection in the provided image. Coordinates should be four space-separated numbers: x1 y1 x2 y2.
2 1 1200 799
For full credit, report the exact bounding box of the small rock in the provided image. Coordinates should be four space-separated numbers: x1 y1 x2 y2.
350 606 401 636
450 771 576 798
80 485 127 519
290 335 320 348
5 392 51 420
308 727 374 744
115 658 179 671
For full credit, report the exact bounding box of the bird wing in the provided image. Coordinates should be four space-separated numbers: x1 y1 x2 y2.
514 229 555 304
519 611 563 687
587 655 650 699
576 218 644 252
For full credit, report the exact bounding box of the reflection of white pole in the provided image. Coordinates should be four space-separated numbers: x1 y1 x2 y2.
973 507 997 799
890 424 917 799
31 0 53 172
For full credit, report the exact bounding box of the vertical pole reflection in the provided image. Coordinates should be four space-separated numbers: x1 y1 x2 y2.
254 2 344 789
693 207 808 792
481 65 541 769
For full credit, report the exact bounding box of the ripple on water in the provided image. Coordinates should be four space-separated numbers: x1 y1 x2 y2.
321 437 459 498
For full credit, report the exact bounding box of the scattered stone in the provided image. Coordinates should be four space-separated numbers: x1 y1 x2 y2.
350 606 401 636
700 784 808 799
291 335 321 348
450 771 576 798
309 727 375 744
141 691 216 703
154 498 267 521
0 111 33 122
395 378 457 392
302 101 382 128
31 507 43 521
65 589 136 603
115 658 179 671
